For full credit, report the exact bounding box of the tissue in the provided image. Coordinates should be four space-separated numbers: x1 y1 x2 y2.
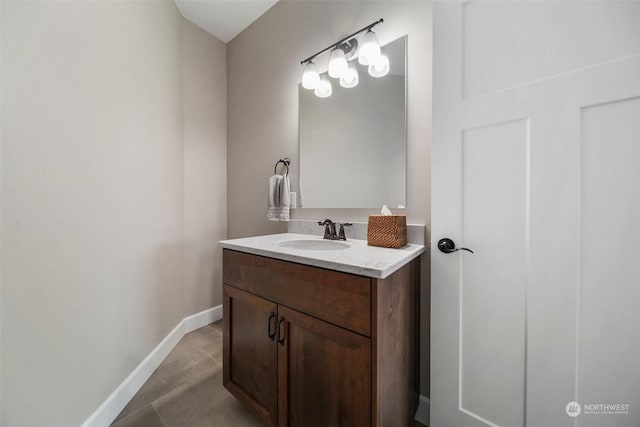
381 205 392 215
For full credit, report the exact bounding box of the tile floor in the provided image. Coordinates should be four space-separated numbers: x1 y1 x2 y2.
111 320 427 427
111 321 263 427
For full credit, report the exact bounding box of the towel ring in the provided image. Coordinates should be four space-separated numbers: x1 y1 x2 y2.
274 158 290 175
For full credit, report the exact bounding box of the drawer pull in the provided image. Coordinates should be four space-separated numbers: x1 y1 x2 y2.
278 316 286 345
268 312 276 340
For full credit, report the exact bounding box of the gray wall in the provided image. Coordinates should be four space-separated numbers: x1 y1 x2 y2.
183 19 227 317
0 2 226 425
228 1 432 397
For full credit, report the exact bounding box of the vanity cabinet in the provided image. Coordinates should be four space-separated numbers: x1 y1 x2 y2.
223 249 419 427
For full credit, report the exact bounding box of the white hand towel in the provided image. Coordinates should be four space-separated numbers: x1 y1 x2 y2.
267 174 290 221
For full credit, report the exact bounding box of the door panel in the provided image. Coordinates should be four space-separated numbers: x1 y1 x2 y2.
461 1 640 98
577 97 640 427
277 305 371 427
460 119 528 426
223 285 278 426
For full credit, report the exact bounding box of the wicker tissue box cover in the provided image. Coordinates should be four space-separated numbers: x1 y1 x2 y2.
367 215 407 248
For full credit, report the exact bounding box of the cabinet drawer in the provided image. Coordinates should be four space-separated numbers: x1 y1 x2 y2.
223 249 371 336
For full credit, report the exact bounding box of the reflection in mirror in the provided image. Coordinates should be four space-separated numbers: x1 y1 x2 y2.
298 36 406 209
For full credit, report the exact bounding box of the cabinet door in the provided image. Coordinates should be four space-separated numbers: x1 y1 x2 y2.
224 285 278 426
277 305 371 427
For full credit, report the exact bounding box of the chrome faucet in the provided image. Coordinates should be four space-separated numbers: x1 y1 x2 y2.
317 219 352 240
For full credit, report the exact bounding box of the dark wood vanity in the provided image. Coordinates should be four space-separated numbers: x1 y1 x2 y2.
222 248 420 427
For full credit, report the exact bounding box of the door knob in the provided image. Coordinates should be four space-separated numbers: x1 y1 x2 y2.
438 238 474 254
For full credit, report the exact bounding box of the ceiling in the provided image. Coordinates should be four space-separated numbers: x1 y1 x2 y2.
175 0 278 43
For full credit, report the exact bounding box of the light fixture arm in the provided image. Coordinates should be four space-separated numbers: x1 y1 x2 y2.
300 18 384 65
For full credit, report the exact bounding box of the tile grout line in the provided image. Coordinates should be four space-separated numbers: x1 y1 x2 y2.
111 405 159 427
206 323 223 336
151 405 169 427
198 347 221 365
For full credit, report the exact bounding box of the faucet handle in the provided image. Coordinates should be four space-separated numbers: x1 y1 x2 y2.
318 219 334 239
338 223 353 241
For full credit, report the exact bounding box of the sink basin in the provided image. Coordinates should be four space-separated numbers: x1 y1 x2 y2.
278 239 350 251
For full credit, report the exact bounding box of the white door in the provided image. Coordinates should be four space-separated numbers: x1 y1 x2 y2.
431 2 640 427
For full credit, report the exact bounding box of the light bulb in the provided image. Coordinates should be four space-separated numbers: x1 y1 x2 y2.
368 50 389 78
339 62 359 88
314 75 332 98
328 48 348 79
301 61 320 90
358 30 381 65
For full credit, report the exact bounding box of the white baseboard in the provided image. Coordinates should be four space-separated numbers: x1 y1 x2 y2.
414 394 430 426
183 304 223 334
81 305 223 427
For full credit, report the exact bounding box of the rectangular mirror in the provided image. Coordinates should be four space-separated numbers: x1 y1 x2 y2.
298 36 407 208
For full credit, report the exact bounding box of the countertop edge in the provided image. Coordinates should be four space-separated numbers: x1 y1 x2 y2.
219 237 425 279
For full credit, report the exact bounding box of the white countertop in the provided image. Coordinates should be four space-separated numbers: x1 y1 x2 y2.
219 233 425 279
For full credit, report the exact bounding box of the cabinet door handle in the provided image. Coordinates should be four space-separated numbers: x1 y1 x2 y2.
267 312 276 341
278 316 286 345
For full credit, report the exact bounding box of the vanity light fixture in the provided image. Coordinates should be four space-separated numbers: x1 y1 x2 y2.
301 61 320 89
314 75 332 98
328 47 348 78
368 48 389 78
300 18 384 97
358 29 381 65
339 62 359 88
